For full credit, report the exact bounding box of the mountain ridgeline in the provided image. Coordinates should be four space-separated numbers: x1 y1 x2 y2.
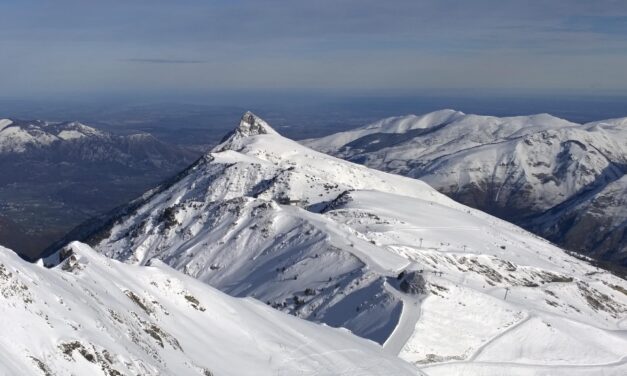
0 241 416 375
303 110 627 268
44 112 627 375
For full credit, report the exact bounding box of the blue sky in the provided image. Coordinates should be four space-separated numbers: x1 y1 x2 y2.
1 0 627 97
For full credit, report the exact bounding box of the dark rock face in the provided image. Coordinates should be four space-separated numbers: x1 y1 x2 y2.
399 271 427 295
529 175 627 268
239 111 270 136
218 111 276 147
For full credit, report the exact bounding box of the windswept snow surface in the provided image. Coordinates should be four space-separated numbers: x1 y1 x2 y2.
0 242 416 376
0 119 12 131
62 112 627 375
303 110 627 265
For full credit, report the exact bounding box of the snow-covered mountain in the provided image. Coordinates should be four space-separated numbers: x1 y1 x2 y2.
51 112 627 375
0 118 196 168
0 118 198 259
303 110 627 267
0 119 103 153
0 241 413 376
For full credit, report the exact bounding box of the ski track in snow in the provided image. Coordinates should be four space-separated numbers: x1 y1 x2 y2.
382 277 423 356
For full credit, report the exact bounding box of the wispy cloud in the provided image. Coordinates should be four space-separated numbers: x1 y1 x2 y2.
1 0 626 94
123 58 206 64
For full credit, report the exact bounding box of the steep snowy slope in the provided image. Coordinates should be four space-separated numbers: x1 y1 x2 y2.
0 242 415 376
531 174 626 263
0 119 12 130
303 110 627 266
51 112 627 375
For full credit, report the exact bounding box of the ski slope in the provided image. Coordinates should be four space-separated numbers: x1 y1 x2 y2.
303 110 627 265
0 242 416 375
52 112 627 375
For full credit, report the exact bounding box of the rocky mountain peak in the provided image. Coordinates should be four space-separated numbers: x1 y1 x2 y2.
215 111 279 151
237 111 278 137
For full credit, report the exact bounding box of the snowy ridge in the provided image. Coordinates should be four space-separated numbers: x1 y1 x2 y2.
0 242 415 375
0 116 197 172
0 119 12 132
52 111 627 375
0 119 106 153
0 118 181 156
303 110 627 265
306 109 466 154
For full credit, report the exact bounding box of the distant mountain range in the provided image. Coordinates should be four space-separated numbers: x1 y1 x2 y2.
0 118 198 259
45 112 627 374
303 110 627 267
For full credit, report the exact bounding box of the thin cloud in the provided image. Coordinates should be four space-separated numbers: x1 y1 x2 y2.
2 1 626 94
123 58 206 64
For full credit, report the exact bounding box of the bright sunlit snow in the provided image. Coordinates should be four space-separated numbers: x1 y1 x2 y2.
54 111 627 375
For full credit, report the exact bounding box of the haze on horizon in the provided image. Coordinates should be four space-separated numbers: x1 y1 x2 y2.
1 0 627 99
